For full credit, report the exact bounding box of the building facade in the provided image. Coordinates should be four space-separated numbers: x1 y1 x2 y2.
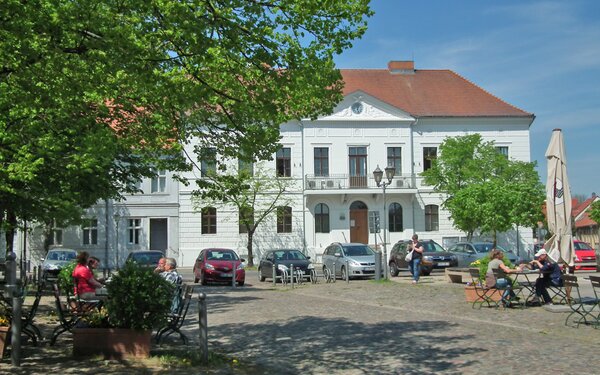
17 61 537 268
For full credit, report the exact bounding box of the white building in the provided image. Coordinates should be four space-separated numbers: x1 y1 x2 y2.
18 61 536 268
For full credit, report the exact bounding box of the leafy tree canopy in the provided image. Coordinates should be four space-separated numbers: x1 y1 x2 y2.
1 0 372 245
590 200 600 227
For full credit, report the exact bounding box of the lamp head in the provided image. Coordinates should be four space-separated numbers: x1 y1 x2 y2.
373 165 383 187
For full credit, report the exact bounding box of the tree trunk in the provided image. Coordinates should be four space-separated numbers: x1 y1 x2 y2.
246 229 255 267
4 210 16 256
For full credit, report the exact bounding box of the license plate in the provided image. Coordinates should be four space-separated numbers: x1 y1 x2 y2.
364 267 374 271
437 262 449 266
222 273 233 277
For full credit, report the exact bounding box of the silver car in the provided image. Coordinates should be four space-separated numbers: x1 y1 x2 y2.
322 243 379 279
42 248 77 277
447 242 521 267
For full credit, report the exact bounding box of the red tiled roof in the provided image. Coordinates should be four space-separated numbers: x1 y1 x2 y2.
575 212 597 228
573 196 597 217
340 68 533 118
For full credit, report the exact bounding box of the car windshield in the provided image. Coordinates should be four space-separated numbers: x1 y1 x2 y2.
574 241 593 251
473 243 494 253
495 245 514 254
274 250 307 261
47 251 76 261
343 246 374 257
207 250 239 261
131 252 163 265
423 241 445 253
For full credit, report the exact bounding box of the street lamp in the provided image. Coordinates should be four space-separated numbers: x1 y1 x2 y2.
373 165 395 280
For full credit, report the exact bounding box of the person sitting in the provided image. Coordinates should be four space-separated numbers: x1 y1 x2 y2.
528 249 563 305
485 249 522 305
160 258 183 313
72 251 105 301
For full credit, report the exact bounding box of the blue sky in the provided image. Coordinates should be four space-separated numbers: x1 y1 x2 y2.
334 0 600 197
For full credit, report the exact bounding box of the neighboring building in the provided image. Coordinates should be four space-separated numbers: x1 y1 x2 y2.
16 60 536 268
573 193 599 249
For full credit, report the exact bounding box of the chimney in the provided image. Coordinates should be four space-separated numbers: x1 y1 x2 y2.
388 60 415 75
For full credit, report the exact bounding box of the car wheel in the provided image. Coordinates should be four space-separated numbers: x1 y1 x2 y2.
194 275 199 283
340 266 347 280
389 262 399 277
421 269 431 276
258 267 266 282
200 272 208 286
237 280 245 286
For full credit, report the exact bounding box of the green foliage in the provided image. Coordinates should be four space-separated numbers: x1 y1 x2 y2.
589 200 600 226
57 261 77 295
421 134 544 241
105 261 174 331
1 0 372 254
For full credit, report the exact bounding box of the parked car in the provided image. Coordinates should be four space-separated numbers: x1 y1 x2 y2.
322 243 382 279
257 249 314 282
388 239 457 277
124 250 164 268
447 242 521 267
193 248 245 286
573 240 597 271
42 248 77 278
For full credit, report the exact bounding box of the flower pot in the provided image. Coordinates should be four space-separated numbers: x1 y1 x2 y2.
464 285 502 303
0 326 10 359
73 328 151 358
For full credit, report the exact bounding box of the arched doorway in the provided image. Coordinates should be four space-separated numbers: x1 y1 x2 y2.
349 201 368 244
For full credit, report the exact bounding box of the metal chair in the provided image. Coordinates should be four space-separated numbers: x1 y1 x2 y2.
155 284 193 345
468 269 500 309
563 275 596 328
49 283 80 345
492 268 524 309
587 276 600 329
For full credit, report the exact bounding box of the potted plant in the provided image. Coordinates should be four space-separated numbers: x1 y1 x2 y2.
0 305 10 359
72 261 174 358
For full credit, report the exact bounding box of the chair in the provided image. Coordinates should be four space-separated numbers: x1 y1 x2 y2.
49 283 80 345
562 275 596 328
492 269 524 309
20 279 46 345
468 269 500 309
155 285 193 345
71 276 102 313
546 273 569 304
587 276 600 329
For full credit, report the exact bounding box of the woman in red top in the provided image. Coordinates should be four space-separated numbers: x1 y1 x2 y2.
72 251 104 300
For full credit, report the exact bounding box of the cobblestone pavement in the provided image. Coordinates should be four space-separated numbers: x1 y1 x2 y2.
1 270 598 374
202 270 600 374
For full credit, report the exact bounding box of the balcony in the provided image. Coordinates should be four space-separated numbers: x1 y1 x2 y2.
305 174 423 191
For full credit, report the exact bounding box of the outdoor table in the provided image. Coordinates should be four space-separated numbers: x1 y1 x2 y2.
513 269 540 306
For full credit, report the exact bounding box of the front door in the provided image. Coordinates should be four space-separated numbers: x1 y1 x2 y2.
149 218 168 252
349 201 368 244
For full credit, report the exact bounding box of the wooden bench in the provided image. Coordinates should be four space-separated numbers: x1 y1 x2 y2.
445 267 473 283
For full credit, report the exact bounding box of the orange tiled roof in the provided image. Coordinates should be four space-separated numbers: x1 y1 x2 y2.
340 68 533 118
573 196 597 217
575 211 597 228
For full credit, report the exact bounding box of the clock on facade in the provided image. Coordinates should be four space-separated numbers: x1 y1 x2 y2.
351 102 364 114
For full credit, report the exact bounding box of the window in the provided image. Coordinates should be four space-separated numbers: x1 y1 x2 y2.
348 146 367 187
496 146 509 158
389 203 403 232
128 218 142 244
277 206 292 233
201 207 217 234
387 147 402 175
238 158 254 177
239 207 254 234
151 169 166 193
425 205 439 231
82 219 98 245
315 203 330 233
201 148 217 177
314 147 329 177
276 147 291 177
423 147 437 171
49 220 63 246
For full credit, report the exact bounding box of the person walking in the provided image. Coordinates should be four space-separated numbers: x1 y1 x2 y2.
409 234 424 284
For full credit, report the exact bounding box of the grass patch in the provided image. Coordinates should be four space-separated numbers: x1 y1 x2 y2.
369 278 396 285
156 349 245 369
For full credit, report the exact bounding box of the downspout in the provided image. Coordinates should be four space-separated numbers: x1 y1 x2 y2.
410 117 419 236
300 120 307 255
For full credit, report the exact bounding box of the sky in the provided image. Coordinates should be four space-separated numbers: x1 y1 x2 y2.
333 0 600 198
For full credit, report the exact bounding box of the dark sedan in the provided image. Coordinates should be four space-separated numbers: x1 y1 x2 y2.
389 239 457 277
258 249 314 282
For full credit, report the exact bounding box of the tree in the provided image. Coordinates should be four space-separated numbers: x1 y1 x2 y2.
1 1 372 254
421 134 544 244
590 200 600 251
192 163 296 267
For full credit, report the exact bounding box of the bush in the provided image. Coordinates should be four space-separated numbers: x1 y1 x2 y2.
57 261 77 294
105 261 174 331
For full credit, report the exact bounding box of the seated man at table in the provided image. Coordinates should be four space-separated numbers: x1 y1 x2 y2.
529 249 563 305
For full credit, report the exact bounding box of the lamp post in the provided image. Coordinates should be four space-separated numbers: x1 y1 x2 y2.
373 165 395 280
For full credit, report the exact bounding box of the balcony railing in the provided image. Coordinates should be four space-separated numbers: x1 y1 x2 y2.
305 174 423 191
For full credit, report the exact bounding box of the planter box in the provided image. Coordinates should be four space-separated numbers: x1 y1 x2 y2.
0 326 9 359
73 328 151 359
464 285 502 303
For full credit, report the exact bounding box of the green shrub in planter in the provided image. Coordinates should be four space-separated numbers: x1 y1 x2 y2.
105 261 174 331
57 261 77 294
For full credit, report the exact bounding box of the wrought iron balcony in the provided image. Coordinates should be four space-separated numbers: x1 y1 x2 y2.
305 174 422 191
